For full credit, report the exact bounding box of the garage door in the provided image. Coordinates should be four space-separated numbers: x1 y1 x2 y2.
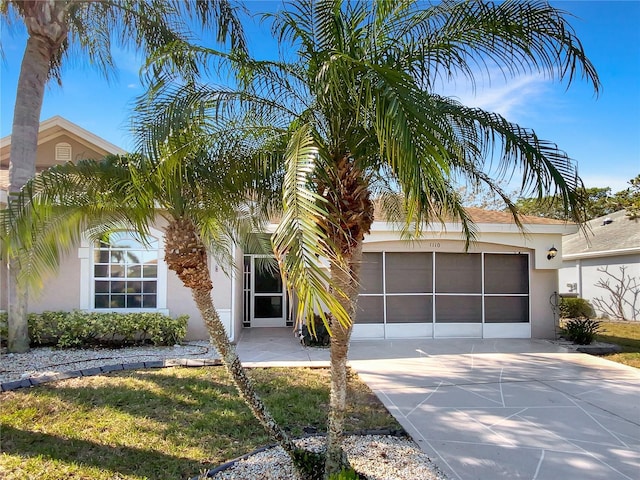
356 252 530 339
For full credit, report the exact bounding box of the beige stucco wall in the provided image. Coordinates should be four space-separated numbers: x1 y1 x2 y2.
232 247 245 343
530 268 559 338
366 224 567 270
35 135 107 169
4 215 567 341
0 260 6 311
29 250 82 312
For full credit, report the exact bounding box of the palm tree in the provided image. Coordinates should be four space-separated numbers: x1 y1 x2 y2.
1 0 246 352
0 125 316 476
138 0 600 476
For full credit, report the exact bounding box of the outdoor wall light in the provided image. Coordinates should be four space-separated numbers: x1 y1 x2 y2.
547 246 558 260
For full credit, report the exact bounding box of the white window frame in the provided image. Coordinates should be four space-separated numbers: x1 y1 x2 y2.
78 227 168 313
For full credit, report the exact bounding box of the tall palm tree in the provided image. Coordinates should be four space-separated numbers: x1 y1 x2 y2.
139 0 600 476
1 0 246 352
0 126 315 476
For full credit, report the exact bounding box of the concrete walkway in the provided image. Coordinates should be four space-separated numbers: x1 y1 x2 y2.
237 329 640 480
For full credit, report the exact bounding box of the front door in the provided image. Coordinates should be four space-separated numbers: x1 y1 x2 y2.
245 255 287 327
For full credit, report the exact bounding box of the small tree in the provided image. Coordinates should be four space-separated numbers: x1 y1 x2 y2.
592 266 640 321
0 139 309 477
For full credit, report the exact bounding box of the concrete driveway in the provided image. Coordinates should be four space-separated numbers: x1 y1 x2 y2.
347 339 640 480
236 331 639 479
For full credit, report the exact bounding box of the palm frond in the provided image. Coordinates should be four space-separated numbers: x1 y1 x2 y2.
401 0 600 92
271 124 351 330
429 94 585 223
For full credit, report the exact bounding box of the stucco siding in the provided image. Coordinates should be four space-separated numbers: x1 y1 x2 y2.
530 269 559 338
29 251 82 312
232 247 245 343
35 136 106 168
165 271 204 340
560 254 640 320
0 261 6 311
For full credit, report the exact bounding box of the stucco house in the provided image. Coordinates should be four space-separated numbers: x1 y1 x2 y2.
2 117 578 341
559 210 640 320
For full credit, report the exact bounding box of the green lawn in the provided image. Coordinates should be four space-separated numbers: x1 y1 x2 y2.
0 367 401 480
596 321 640 368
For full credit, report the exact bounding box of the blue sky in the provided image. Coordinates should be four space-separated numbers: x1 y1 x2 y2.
1 0 638 193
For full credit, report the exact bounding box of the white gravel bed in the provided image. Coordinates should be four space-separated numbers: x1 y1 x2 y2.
0 342 219 384
208 435 447 480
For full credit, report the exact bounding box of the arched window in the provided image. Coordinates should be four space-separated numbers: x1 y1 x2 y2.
92 232 160 309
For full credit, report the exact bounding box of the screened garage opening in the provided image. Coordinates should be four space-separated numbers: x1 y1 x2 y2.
357 251 530 339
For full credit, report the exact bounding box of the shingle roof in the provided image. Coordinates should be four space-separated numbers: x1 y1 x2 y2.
562 209 640 256
463 207 571 225
372 203 572 226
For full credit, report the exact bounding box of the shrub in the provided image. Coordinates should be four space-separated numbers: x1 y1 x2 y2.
300 314 331 347
559 297 595 319
26 311 188 348
562 318 601 345
292 449 325 480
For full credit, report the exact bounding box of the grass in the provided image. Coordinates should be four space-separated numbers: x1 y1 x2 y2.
0 367 401 480
595 321 640 368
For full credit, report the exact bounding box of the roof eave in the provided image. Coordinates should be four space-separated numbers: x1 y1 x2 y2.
0 116 127 163
369 221 579 235
563 247 640 260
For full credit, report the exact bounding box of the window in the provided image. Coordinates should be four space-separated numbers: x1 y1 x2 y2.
93 232 159 309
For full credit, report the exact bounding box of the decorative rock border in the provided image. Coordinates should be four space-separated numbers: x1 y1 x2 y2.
191 430 411 479
193 433 447 480
0 358 223 392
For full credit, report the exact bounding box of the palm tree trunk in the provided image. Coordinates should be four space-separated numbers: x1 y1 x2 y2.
164 217 302 470
325 242 363 478
323 157 374 478
9 37 58 192
7 1 69 352
7 261 29 353
190 289 300 454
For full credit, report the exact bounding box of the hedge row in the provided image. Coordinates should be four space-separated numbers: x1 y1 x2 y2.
0 311 188 348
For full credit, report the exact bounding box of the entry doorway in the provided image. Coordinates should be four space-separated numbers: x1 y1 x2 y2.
243 255 288 327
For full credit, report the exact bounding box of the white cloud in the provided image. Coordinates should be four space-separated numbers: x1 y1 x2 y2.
127 83 139 89
435 71 549 122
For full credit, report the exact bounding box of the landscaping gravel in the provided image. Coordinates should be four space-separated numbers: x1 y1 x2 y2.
206 435 447 480
0 342 219 384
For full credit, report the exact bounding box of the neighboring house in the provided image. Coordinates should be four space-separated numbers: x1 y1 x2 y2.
559 210 640 321
1 117 578 341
